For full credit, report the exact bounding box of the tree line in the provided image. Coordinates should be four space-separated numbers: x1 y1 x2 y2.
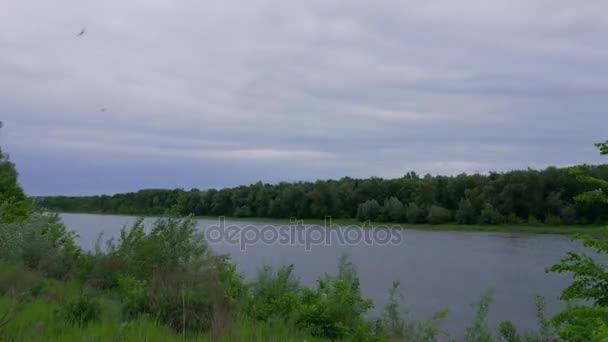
36 164 608 225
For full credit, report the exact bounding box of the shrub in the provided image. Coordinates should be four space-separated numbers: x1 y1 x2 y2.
406 203 427 224
234 205 253 218
297 255 376 340
464 290 493 342
111 216 209 281
246 255 379 341
527 215 541 225
58 294 101 327
0 212 78 280
122 266 231 333
544 214 563 226
426 205 452 224
560 206 577 225
0 262 44 297
479 204 504 224
77 254 126 290
505 213 524 224
456 198 476 224
498 320 521 342
246 264 301 322
356 200 382 222
382 197 406 222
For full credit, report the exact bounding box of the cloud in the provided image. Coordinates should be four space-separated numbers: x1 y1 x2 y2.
0 0 607 194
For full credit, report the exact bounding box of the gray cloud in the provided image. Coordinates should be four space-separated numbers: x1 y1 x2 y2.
1 0 606 195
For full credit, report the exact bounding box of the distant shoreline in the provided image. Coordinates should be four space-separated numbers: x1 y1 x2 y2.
58 211 606 235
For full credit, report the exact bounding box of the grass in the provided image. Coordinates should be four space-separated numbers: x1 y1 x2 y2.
0 264 324 342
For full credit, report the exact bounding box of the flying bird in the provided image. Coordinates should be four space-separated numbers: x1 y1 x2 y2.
77 28 86 36
100 108 107 112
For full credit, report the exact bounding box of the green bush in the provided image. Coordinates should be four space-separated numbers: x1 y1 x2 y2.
110 216 209 281
456 198 476 224
245 255 379 341
527 215 542 225
406 203 427 224
544 214 563 226
505 213 524 224
426 205 452 224
246 264 301 322
121 266 231 333
498 320 521 342
479 204 504 224
356 200 382 222
382 197 406 222
464 290 493 342
234 205 253 218
77 254 126 290
0 212 78 280
0 262 45 298
296 255 377 340
58 294 101 327
0 144 31 224
560 206 577 225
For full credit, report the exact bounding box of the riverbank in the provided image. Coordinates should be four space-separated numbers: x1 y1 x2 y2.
57 211 606 235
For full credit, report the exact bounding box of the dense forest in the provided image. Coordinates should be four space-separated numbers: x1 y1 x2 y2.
38 164 608 225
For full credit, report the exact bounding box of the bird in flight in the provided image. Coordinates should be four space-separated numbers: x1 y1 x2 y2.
77 28 86 36
100 108 107 112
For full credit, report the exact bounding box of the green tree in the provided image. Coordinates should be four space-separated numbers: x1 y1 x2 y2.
382 197 406 222
406 203 427 224
455 198 476 224
548 141 608 341
0 122 31 223
426 205 452 224
479 203 503 224
356 199 381 222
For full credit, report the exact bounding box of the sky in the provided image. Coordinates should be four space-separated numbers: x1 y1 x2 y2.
1 0 607 195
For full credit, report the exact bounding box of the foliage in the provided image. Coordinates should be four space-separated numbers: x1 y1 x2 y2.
0 211 79 279
76 216 247 333
406 203 427 224
37 164 608 225
548 141 608 341
383 197 406 222
480 204 504 224
246 264 301 322
0 127 31 223
245 255 380 341
357 199 382 222
498 320 521 342
464 290 494 342
544 214 563 226
456 198 476 224
296 254 378 340
426 205 452 224
121 268 226 333
58 294 102 327
234 205 253 217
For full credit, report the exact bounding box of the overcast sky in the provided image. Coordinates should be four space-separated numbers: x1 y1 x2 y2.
1 0 607 195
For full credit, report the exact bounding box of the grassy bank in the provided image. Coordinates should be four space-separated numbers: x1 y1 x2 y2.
0 263 322 341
